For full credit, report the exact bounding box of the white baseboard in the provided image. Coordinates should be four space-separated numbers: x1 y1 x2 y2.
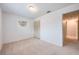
66 35 78 40
3 36 34 44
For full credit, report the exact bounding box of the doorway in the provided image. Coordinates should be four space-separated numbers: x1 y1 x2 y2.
63 10 79 46
34 20 40 39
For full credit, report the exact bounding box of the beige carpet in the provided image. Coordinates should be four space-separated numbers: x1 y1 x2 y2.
1 38 79 55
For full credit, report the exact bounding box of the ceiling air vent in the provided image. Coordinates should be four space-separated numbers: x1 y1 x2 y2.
46 11 51 13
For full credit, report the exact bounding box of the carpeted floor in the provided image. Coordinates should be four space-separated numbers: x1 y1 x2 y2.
1 38 79 55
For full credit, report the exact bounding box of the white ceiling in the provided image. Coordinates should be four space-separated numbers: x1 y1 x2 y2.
0 3 75 19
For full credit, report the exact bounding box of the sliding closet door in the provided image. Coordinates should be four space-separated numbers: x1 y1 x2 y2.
0 9 2 51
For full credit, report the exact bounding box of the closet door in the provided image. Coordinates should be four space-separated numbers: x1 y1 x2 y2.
0 9 2 51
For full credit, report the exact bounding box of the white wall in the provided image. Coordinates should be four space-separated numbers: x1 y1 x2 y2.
2 12 34 44
67 19 78 40
36 4 79 46
0 8 2 50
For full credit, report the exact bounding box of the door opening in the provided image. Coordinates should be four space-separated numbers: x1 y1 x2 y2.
34 20 40 39
63 10 79 46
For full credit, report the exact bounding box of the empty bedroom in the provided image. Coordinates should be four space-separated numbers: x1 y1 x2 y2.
0 3 79 55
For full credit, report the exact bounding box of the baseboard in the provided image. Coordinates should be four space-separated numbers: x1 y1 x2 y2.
40 38 63 47
3 36 34 44
66 35 78 40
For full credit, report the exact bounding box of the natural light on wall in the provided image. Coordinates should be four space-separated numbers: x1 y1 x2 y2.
17 17 27 29
27 4 38 13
